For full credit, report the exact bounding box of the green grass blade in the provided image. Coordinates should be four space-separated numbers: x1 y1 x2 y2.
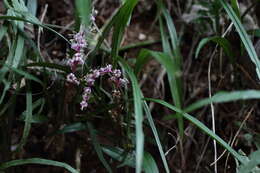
26 0 37 16
75 0 91 26
26 62 70 73
238 150 260 173
145 98 245 163
231 0 240 18
134 49 150 75
159 17 171 55
0 158 79 173
248 29 260 38
87 122 113 173
102 146 135 167
102 147 159 173
111 0 138 61
56 123 87 134
145 50 183 136
5 65 43 85
143 102 170 173
16 89 32 151
0 16 69 43
184 90 260 113
142 152 159 173
158 4 184 137
218 0 260 80
92 10 119 53
12 35 24 68
135 48 184 137
119 57 144 173
0 25 8 41
164 90 260 120
195 36 234 59
161 5 182 68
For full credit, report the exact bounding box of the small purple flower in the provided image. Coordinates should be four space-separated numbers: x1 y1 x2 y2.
85 74 95 86
68 53 84 72
71 31 87 52
90 15 95 22
66 73 80 85
119 78 129 87
109 76 118 83
99 64 112 75
82 93 90 101
112 69 121 78
83 87 91 94
80 100 88 110
92 69 100 78
73 53 84 64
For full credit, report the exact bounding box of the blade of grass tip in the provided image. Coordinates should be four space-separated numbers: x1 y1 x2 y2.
0 158 79 173
143 101 170 173
145 98 245 163
87 122 112 173
142 152 159 173
118 57 144 173
161 6 182 68
159 17 171 55
195 36 234 61
16 88 32 151
75 0 91 26
218 0 260 80
111 0 138 62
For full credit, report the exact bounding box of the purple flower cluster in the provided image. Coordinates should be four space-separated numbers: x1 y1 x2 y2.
65 27 128 111
71 31 87 52
66 62 128 110
66 73 80 85
79 64 129 110
67 31 87 72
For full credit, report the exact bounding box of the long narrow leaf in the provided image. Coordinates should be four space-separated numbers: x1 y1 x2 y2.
119 57 144 173
143 102 170 173
145 98 245 163
87 122 112 173
17 89 32 151
0 158 79 173
75 0 91 26
218 0 260 79
184 90 260 113
0 16 69 43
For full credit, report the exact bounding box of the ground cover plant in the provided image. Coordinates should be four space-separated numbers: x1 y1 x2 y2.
0 0 260 172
